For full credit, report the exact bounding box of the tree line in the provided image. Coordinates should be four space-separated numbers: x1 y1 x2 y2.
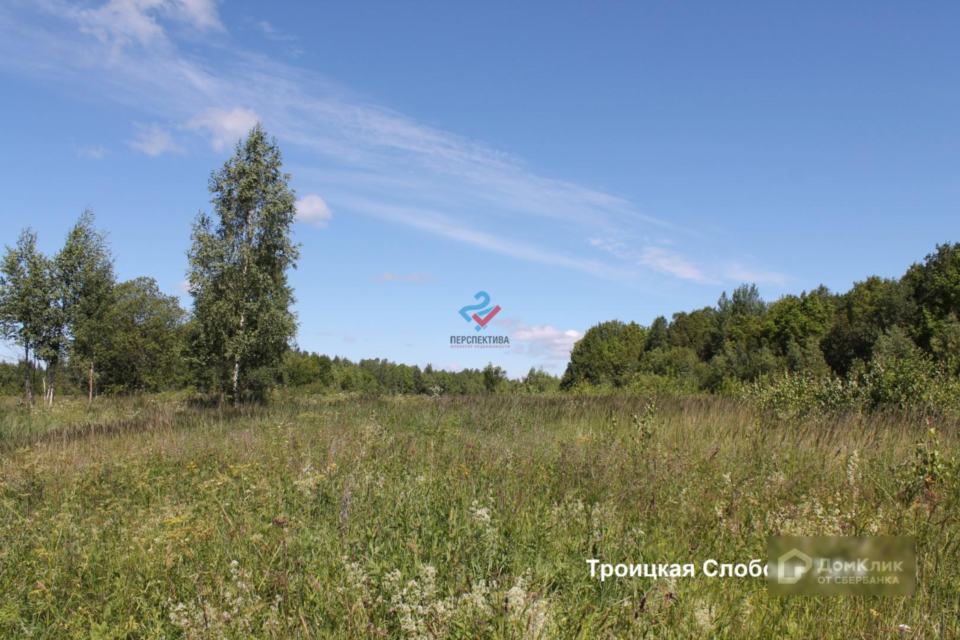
2 125 958 408
560 245 960 410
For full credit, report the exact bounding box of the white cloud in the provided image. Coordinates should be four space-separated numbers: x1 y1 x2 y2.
295 194 333 227
495 318 582 370
76 0 222 50
370 271 436 283
186 107 260 152
176 0 222 31
77 0 166 48
127 122 181 156
77 145 107 159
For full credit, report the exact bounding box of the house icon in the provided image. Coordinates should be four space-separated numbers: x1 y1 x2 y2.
777 549 813 584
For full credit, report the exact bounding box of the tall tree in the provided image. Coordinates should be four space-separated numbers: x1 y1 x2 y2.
821 276 916 376
51 210 115 406
97 278 185 393
560 320 646 389
0 229 55 404
482 362 507 393
903 242 960 368
187 124 300 406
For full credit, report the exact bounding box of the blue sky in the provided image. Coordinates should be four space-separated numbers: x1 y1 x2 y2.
1 1 958 376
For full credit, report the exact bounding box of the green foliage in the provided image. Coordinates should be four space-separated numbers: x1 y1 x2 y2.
563 244 960 414
187 124 300 405
0 228 55 402
645 315 668 351
274 353 543 396
631 397 661 450
0 214 115 405
561 320 646 389
282 350 334 388
96 278 186 394
904 242 960 369
896 427 959 504
821 276 915 376
521 366 560 394
482 362 507 394
763 288 833 359
666 307 716 360
0 361 43 397
743 372 857 420
55 209 115 392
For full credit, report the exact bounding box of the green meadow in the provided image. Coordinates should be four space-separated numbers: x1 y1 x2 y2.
0 394 956 638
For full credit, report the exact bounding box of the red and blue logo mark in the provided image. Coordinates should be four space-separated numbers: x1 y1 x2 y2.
459 291 501 332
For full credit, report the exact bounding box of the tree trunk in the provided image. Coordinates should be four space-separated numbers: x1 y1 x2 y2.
48 364 56 407
232 358 240 408
24 344 32 404
232 312 245 408
232 208 253 410
88 360 94 408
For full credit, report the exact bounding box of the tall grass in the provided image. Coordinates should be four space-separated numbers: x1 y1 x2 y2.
0 394 957 637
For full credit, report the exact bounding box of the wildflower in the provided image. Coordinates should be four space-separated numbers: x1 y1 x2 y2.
693 604 715 632
846 450 861 487
469 500 492 525
469 500 498 545
504 571 552 639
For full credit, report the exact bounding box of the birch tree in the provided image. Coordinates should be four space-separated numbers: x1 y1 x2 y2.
187 124 300 406
0 229 55 404
55 210 115 406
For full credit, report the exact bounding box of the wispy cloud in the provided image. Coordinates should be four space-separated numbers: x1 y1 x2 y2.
128 122 181 156
370 271 436 283
340 198 619 278
77 144 107 159
721 263 787 286
253 19 297 42
639 245 713 284
589 236 786 286
1 1 785 287
76 0 222 50
590 237 713 284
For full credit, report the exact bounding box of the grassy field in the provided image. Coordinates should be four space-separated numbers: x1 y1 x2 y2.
0 393 957 638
